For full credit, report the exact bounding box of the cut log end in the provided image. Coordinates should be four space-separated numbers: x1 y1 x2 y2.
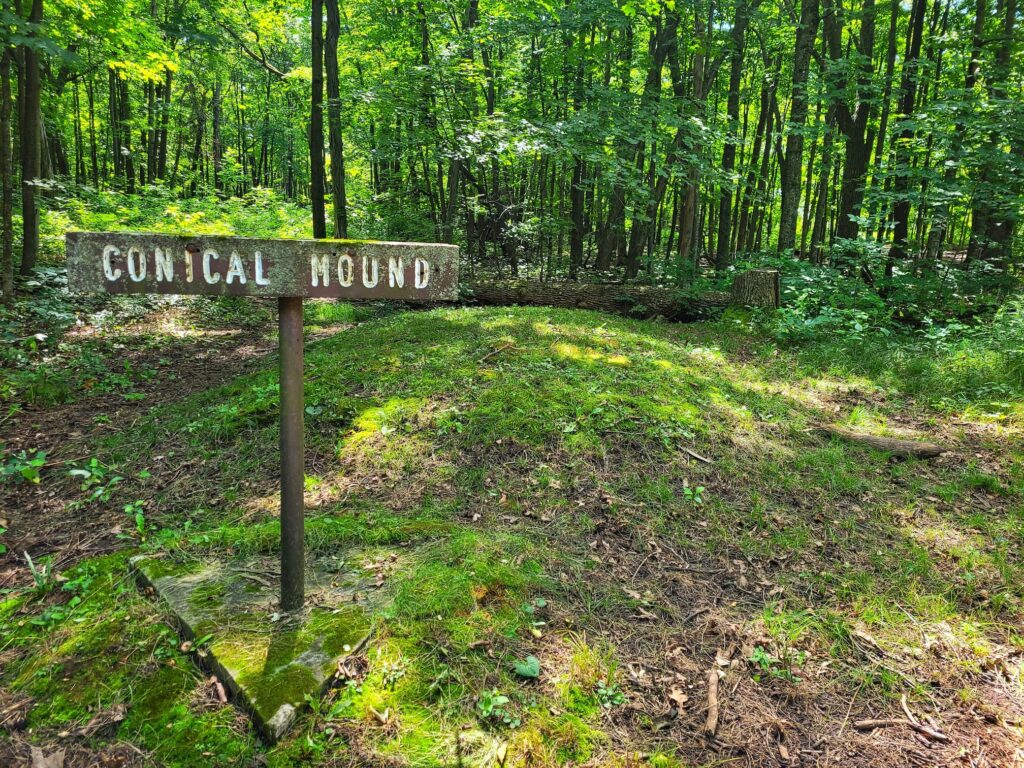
729 268 780 309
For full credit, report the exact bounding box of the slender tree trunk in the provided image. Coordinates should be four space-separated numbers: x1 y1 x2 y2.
1 47 14 304
18 0 42 275
119 76 136 193
596 23 633 271
777 0 820 254
568 27 585 279
828 0 877 243
969 0 1018 269
310 0 327 238
324 0 348 236
212 79 223 194
714 0 758 269
72 78 85 183
887 0 928 266
157 68 171 179
86 68 99 186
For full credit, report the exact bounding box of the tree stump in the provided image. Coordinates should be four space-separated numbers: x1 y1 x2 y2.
729 269 780 308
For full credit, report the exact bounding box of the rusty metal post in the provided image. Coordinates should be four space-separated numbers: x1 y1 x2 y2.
278 296 304 611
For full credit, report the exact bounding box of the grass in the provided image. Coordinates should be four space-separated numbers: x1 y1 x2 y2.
2 303 1023 766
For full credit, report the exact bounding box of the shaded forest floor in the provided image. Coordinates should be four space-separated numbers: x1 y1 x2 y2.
1 300 1023 768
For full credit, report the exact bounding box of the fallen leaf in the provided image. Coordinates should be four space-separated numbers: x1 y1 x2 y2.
31 747 65 768
668 688 689 709
76 704 126 737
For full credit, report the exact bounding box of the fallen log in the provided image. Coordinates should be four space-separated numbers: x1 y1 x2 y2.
463 269 779 321
465 279 729 320
818 425 946 459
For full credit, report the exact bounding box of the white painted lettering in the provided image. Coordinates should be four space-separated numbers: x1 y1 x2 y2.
226 251 247 284
388 256 404 288
103 245 122 282
415 258 430 289
254 251 270 286
337 253 354 287
154 247 174 282
203 250 221 284
127 247 147 282
362 255 379 288
184 250 195 282
311 253 331 287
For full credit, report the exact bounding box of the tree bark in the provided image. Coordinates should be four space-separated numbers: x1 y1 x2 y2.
777 0 820 255
19 0 43 275
968 0 1018 269
467 279 731 320
714 0 759 269
886 0 928 266
324 0 348 237
1 47 14 304
819 425 945 458
310 0 327 238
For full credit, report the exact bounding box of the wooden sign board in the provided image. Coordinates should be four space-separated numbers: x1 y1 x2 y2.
65 230 460 615
66 231 459 301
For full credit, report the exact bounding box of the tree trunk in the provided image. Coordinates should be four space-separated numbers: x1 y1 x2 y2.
828 0 877 243
968 0 1018 269
714 0 758 269
324 0 348 237
310 0 327 238
212 79 223 194
887 0 928 266
1 47 14 304
18 0 42 275
86 67 99 186
157 68 171 179
777 0 820 254
119 75 135 193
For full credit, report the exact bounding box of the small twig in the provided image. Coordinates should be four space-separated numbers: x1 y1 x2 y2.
683 606 712 623
901 695 919 725
704 668 720 735
682 447 713 464
479 342 523 363
853 718 949 743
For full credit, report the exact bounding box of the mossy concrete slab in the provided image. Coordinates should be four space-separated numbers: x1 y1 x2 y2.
133 553 378 743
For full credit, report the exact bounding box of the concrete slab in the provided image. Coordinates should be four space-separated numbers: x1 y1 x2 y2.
133 552 378 743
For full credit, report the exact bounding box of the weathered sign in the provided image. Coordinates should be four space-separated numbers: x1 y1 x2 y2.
65 230 460 615
66 231 459 301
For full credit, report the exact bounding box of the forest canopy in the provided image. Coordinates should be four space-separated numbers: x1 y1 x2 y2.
1 0 1021 301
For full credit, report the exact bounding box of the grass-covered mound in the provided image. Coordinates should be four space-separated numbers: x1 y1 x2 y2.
2 305 1023 767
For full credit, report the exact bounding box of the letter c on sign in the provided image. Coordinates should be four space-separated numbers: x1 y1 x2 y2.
203 250 221 284
102 245 122 282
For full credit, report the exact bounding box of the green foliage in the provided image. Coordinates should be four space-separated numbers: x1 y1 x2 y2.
513 655 541 679
68 458 124 504
594 680 626 709
1 448 47 484
748 645 804 684
476 689 520 728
